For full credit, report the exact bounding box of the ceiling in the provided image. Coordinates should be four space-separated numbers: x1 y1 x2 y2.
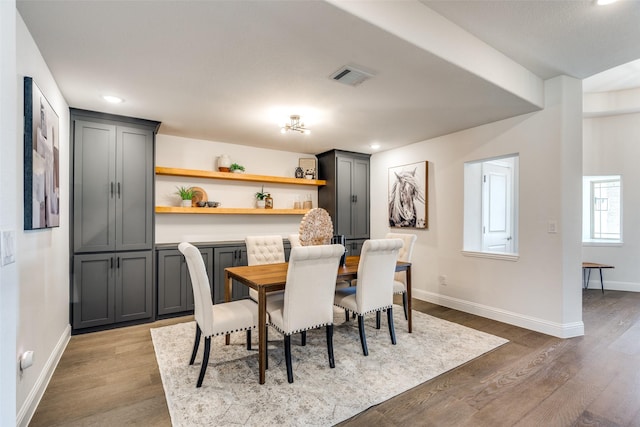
17 0 640 155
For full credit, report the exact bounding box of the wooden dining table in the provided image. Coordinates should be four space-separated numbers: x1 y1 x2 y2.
224 255 412 384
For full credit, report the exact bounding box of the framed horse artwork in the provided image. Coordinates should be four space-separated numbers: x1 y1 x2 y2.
388 161 428 229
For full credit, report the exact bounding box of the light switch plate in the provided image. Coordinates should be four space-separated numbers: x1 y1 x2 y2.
1 229 16 266
547 220 558 234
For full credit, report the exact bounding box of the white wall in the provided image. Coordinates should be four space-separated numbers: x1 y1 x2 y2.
371 76 584 338
583 112 640 292
1 2 18 425
15 13 71 426
155 134 320 243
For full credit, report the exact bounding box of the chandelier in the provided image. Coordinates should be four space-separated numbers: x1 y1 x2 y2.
280 115 310 135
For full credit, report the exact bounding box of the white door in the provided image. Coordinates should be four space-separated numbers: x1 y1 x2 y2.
482 161 514 253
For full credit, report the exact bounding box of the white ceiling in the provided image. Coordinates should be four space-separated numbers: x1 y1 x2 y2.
16 0 640 155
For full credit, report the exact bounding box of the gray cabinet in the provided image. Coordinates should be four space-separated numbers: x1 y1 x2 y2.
157 248 212 316
73 120 154 253
318 150 370 245
73 251 152 330
213 245 249 304
71 110 159 333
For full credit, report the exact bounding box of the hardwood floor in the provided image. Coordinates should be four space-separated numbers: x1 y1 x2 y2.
31 290 640 426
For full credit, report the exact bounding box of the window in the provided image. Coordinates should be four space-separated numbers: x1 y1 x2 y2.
463 154 519 259
583 175 622 243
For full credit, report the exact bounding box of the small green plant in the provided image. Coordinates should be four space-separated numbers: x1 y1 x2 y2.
255 186 270 200
175 186 195 200
230 163 245 172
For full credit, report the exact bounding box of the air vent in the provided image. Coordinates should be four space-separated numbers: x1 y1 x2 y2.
330 65 374 87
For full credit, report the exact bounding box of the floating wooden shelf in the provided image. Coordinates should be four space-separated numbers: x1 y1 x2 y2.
155 166 326 186
155 206 310 215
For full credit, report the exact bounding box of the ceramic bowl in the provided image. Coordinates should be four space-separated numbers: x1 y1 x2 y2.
206 201 219 208
196 201 207 207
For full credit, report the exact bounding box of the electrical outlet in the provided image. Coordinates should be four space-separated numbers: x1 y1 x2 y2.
547 220 558 234
438 275 447 286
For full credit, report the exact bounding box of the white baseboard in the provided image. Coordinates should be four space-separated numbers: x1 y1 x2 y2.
17 324 71 427
585 280 640 292
413 289 584 339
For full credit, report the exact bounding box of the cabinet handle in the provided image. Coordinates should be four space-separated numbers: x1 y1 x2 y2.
110 256 114 269
117 257 120 269
117 182 121 198
110 182 114 197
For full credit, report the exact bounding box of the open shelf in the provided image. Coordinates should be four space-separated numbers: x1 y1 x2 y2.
155 166 326 186
155 206 310 215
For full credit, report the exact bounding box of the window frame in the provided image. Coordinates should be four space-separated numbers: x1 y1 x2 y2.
582 175 622 245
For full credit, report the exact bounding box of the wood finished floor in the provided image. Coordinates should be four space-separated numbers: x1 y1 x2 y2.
30 290 640 426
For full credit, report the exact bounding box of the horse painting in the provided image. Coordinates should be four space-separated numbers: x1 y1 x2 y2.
388 163 427 228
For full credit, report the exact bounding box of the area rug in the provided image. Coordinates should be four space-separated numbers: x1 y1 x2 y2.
151 305 508 426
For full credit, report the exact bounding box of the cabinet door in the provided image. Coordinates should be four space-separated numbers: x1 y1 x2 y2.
157 249 187 315
115 251 153 323
116 126 154 251
213 246 249 304
335 156 354 238
352 157 370 238
73 253 115 330
347 239 367 257
73 121 117 253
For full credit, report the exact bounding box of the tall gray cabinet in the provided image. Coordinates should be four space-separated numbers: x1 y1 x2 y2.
317 150 370 255
71 109 159 332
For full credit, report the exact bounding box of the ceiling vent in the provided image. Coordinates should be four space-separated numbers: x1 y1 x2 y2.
330 65 374 87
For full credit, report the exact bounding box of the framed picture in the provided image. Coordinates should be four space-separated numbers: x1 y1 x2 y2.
24 76 60 230
388 161 428 229
299 157 317 179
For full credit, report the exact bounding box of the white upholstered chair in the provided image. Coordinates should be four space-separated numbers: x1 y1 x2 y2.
334 239 403 356
245 235 286 302
266 244 344 383
288 234 301 248
385 232 417 320
178 242 258 388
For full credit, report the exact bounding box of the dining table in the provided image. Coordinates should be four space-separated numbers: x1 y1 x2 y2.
224 255 412 384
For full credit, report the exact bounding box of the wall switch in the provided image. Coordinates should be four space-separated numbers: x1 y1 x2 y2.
438 275 447 286
547 221 558 234
1 229 16 266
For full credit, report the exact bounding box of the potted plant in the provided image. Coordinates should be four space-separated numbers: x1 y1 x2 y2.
230 163 245 173
176 186 195 207
255 186 269 208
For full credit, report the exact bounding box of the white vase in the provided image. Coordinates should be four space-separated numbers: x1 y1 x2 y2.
256 199 266 208
217 154 231 171
181 199 192 207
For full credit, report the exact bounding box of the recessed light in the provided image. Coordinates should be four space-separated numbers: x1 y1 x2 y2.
369 143 381 150
102 95 124 104
596 0 618 5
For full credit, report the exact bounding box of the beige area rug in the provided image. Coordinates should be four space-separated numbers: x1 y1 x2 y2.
151 305 508 426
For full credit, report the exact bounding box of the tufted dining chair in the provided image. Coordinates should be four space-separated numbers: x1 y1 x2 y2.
288 234 301 248
245 235 286 302
334 239 403 356
385 232 417 320
178 242 258 388
266 244 344 383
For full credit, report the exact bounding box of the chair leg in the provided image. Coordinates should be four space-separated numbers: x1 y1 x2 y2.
265 325 269 370
326 324 335 368
196 336 211 388
190 324 202 365
376 311 381 329
402 292 408 320
301 331 307 346
246 329 251 350
344 309 350 322
284 335 294 383
357 315 368 356
387 307 397 345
